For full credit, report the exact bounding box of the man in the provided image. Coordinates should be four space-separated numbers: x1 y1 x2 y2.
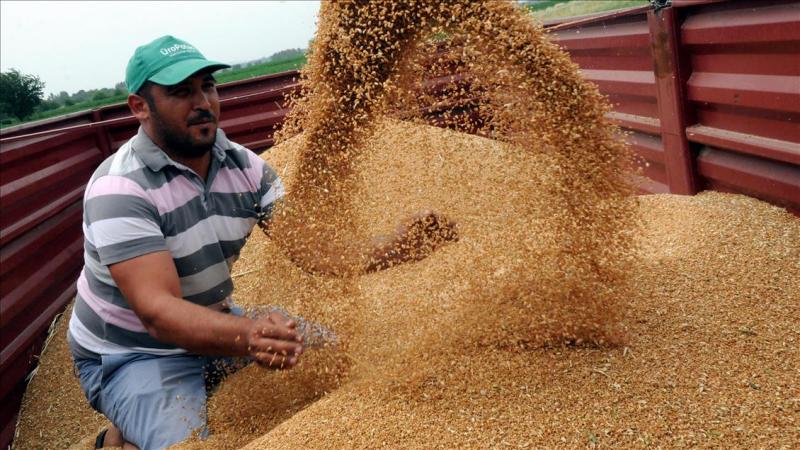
68 35 456 449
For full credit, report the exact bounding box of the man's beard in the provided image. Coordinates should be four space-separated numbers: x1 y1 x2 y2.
151 109 217 159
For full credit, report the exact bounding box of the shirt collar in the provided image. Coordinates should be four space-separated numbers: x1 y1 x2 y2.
131 126 230 172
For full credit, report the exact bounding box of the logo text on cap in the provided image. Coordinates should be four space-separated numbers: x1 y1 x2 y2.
160 44 197 57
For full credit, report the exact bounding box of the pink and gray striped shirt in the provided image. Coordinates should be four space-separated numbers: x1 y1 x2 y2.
68 127 284 356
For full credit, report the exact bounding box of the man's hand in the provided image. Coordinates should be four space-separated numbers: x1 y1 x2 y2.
366 210 458 272
247 312 304 369
395 210 459 252
263 208 458 276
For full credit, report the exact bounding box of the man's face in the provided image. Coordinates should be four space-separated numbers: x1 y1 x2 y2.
145 71 221 158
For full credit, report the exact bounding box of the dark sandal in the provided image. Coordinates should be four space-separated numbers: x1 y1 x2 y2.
94 428 108 449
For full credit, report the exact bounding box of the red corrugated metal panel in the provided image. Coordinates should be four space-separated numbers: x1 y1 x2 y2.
0 70 301 139
682 0 800 44
681 0 800 210
0 111 95 138
698 147 800 213
549 9 666 193
218 84 298 150
546 0 799 206
550 13 659 128
672 0 727 7
688 73 798 113
543 5 652 29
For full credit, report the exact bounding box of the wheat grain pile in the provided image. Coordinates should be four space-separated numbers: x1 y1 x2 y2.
13 1 800 449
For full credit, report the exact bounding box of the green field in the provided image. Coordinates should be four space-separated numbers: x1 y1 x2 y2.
1 53 307 130
528 0 648 20
215 54 306 84
525 0 572 12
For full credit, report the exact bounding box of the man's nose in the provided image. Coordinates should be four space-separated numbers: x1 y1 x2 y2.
192 89 211 110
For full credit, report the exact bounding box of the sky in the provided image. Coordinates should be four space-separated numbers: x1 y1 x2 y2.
0 1 321 96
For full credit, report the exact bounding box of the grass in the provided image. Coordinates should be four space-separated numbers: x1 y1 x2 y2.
524 0 572 12
215 54 306 84
1 53 308 130
530 0 649 21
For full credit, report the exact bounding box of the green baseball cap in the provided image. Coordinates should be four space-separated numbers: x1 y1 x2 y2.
125 35 230 94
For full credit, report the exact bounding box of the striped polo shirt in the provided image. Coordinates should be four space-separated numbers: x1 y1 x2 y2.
68 127 284 356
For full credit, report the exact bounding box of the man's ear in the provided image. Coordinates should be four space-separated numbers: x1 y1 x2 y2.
128 94 150 120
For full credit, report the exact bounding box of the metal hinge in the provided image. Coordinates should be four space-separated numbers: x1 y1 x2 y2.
650 0 672 11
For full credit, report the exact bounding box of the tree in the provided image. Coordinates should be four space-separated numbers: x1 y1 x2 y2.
269 48 305 62
37 99 61 112
92 90 109 101
0 69 46 120
73 89 89 103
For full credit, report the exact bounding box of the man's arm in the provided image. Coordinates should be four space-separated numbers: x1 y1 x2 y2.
261 210 458 276
109 251 303 368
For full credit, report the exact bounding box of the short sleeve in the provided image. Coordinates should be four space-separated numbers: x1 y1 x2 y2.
83 175 168 265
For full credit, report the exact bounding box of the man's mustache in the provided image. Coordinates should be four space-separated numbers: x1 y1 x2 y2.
187 110 217 126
